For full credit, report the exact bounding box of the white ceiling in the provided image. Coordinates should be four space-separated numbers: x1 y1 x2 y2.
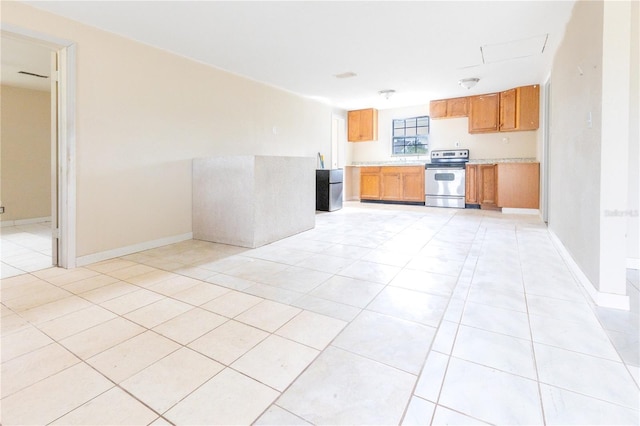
9 1 576 109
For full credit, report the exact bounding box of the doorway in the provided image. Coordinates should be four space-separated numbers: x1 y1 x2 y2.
331 114 346 169
0 28 76 277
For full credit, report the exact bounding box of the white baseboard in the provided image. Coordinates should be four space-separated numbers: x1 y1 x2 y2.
502 208 540 215
548 230 630 310
1 216 52 227
627 258 640 270
76 232 193 267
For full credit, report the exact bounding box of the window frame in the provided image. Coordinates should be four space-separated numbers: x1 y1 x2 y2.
391 115 430 156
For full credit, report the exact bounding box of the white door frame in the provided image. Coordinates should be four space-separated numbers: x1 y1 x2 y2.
331 114 346 169
542 76 551 224
2 25 77 268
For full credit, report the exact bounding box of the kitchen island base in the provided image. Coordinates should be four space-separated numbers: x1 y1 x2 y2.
193 155 315 248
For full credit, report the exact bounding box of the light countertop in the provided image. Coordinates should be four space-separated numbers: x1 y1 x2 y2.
349 158 538 167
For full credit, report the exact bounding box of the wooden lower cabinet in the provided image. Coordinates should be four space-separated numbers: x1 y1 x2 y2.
465 164 479 204
360 167 382 200
496 163 540 208
479 164 498 208
466 164 498 209
381 169 402 201
360 166 424 203
400 168 426 202
466 162 540 209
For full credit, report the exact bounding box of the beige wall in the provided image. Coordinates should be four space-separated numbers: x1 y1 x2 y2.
2 2 340 259
0 85 51 222
549 0 637 297
347 104 537 164
549 0 603 286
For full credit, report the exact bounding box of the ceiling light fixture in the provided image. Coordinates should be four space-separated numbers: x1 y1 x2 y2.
458 78 479 90
378 89 396 99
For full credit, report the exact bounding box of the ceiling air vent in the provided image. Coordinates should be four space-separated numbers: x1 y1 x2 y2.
18 71 49 79
334 71 357 79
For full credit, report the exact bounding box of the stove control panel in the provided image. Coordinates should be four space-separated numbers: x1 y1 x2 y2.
430 149 469 162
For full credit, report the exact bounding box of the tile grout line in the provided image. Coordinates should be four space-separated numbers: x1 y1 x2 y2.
516 226 548 426
398 209 486 425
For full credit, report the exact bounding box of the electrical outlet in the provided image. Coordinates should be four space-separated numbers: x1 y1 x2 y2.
0 206 4 214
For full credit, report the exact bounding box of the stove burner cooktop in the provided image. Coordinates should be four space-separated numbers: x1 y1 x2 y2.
425 149 469 168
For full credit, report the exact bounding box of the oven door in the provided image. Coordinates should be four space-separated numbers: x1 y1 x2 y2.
425 167 465 197
425 166 466 208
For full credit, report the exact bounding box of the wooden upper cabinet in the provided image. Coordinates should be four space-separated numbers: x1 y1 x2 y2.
430 97 468 119
348 108 378 142
516 85 540 131
499 85 540 132
499 88 518 131
435 84 538 133
468 93 499 133
447 97 469 117
429 100 448 118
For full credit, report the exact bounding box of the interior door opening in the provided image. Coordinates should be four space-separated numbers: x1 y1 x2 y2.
1 28 76 276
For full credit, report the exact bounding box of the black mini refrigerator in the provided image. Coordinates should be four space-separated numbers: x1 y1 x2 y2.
316 169 343 211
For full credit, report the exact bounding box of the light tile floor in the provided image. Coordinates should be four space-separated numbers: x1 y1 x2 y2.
1 221 53 278
1 202 639 425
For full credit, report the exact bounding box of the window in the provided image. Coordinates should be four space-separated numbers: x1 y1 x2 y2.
392 115 429 155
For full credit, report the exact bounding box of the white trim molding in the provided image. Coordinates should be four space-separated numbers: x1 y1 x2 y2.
502 208 541 216
76 233 193 267
627 258 640 270
549 230 630 310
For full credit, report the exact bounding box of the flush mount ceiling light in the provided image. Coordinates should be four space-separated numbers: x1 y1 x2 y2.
378 89 396 99
458 78 479 90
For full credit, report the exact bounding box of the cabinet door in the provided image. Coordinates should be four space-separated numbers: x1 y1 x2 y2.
468 93 499 133
465 165 478 204
447 97 469 118
401 167 425 202
348 109 378 142
360 167 381 200
517 85 540 131
381 169 402 201
496 163 540 208
478 164 497 207
359 108 378 141
499 88 517 131
347 110 361 142
429 100 447 119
